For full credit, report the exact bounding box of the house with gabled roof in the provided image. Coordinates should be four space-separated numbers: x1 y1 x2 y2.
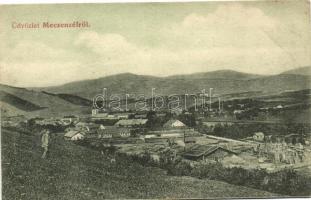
163 119 186 129
64 130 85 141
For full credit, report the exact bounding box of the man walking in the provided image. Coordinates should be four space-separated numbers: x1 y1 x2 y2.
41 129 50 159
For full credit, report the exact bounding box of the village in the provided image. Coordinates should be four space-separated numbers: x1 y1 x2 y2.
4 101 310 177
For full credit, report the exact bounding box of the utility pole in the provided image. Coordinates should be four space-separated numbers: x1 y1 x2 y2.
151 88 155 111
218 97 221 112
103 88 107 111
184 128 186 152
209 88 213 111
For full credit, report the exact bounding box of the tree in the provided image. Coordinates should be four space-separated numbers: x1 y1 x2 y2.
146 111 162 129
178 113 196 127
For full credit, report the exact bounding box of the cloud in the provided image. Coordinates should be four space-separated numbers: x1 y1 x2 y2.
1 3 310 87
0 41 68 62
73 30 298 77
75 31 139 60
73 4 310 78
182 4 277 30
0 41 82 86
0 61 81 87
161 4 281 50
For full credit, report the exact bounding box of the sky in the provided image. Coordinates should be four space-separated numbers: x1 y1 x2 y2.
0 1 310 87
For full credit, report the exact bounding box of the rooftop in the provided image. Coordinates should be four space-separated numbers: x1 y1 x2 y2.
115 119 148 126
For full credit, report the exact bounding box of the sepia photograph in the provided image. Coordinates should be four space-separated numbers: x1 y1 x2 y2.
0 0 311 199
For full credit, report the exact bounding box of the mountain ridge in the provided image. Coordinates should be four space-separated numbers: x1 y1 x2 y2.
40 72 311 100
1 67 310 117
281 66 311 76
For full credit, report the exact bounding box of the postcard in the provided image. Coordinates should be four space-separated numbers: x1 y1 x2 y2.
0 1 311 199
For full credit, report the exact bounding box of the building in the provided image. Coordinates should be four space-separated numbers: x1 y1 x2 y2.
274 105 283 109
144 134 157 139
156 113 167 117
75 122 88 129
87 123 105 132
253 132 265 142
115 119 148 128
97 128 113 138
61 118 72 126
92 112 133 120
92 109 98 116
145 137 170 143
34 118 60 126
237 103 245 108
134 113 147 119
233 110 244 114
163 119 186 129
75 122 105 132
182 145 237 162
71 133 85 140
115 113 132 119
98 126 131 138
147 128 200 139
64 130 85 141
61 115 79 125
91 113 109 119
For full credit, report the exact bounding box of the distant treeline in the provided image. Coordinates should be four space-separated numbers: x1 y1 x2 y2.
198 122 311 140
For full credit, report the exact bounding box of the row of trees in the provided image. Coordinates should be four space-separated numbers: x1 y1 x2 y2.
197 122 311 140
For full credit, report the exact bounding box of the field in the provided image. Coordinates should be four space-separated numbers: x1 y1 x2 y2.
1 128 280 199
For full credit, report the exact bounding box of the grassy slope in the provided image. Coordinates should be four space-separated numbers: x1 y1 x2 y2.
0 91 43 111
0 84 90 118
1 129 279 199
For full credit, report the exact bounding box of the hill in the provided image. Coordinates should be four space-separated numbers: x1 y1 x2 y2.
42 70 311 100
0 90 43 111
167 70 264 80
2 128 278 199
0 84 90 118
42 91 92 106
281 66 311 76
1 68 311 117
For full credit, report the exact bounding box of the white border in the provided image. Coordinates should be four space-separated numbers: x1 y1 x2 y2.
0 1 310 200
0 0 280 4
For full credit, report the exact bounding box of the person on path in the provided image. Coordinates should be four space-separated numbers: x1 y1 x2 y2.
41 129 50 159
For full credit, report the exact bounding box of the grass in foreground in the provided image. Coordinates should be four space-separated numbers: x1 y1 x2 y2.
2 129 279 199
